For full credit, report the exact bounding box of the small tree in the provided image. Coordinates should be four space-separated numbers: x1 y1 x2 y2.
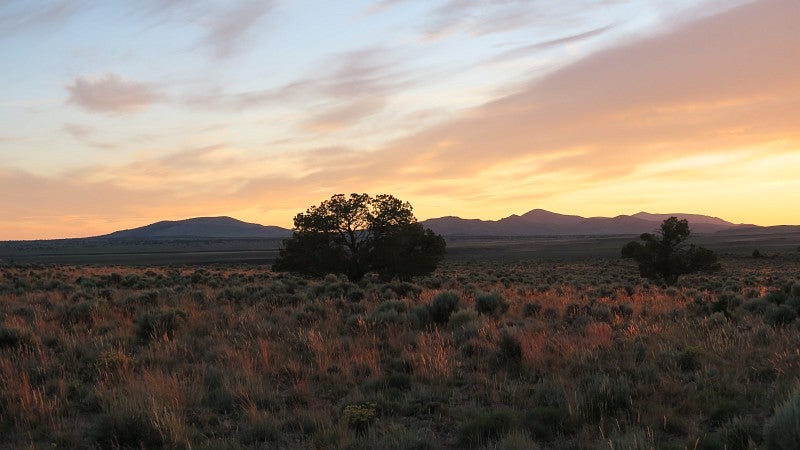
621 217 719 285
273 193 445 281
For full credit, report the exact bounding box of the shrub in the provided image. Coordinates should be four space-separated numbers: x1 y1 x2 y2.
474 292 509 316
342 403 377 432
136 308 187 342
408 305 432 329
492 430 541 450
765 304 798 327
240 411 280 444
522 302 542 317
449 309 479 328
715 416 761 450
677 346 703 372
0 326 35 349
763 386 800 449
457 409 515 448
580 373 632 420
428 291 459 325
495 331 523 369
93 408 165 448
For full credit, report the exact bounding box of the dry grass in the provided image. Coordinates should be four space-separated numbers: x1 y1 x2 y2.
0 256 799 448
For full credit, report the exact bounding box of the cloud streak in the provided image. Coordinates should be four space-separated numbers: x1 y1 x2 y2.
66 73 161 114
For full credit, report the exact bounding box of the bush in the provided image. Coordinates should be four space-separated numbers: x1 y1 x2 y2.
136 308 187 342
716 416 761 450
428 291 460 325
457 409 515 448
495 331 523 369
93 409 165 448
765 304 798 327
492 430 541 450
0 326 35 349
342 403 377 432
474 292 509 316
677 346 703 372
580 373 632 420
763 387 800 449
522 302 542 317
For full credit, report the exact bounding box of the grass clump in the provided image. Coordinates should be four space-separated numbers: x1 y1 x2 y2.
763 386 800 450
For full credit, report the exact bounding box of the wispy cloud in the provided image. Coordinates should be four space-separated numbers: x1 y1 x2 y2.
0 1 80 38
182 48 408 132
66 73 162 114
489 25 615 63
63 123 94 140
143 0 273 59
199 0 273 59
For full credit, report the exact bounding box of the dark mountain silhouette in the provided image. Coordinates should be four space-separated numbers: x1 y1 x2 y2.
100 217 291 239
95 210 762 240
421 210 738 236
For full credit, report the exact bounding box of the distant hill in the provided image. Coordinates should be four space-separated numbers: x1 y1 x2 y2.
421 210 739 236
94 210 766 240
99 217 291 239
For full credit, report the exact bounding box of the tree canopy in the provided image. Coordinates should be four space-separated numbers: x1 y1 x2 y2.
273 193 446 281
621 217 720 285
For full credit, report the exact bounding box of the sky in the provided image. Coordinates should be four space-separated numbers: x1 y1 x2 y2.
1 0 799 240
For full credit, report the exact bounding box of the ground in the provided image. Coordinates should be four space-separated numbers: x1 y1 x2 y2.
1 253 799 448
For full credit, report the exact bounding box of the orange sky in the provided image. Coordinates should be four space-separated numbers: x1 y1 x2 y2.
1 0 799 240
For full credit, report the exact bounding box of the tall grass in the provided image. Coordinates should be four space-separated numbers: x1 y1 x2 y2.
0 256 798 448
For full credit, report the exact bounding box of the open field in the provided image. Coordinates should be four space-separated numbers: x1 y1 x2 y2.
1 228 799 265
1 255 799 449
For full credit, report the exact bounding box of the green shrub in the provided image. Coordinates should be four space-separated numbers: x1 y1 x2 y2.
408 305 432 329
474 292 509 316
240 412 280 444
63 298 105 325
601 427 655 450
523 405 576 441
533 380 568 408
495 331 523 369
93 409 164 448
457 409 515 448
580 373 632 420
449 309 479 327
715 416 761 450
0 326 35 349
677 346 703 372
491 430 541 450
765 304 798 327
522 302 542 317
428 291 459 325
763 387 800 450
342 403 377 432
136 308 187 342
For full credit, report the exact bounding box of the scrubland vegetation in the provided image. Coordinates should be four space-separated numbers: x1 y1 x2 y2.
1 256 799 449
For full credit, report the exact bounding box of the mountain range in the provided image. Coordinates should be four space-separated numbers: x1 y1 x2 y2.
95 210 755 239
420 210 742 236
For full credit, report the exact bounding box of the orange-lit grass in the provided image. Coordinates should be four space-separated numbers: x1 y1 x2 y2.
1 258 799 448
406 327 456 382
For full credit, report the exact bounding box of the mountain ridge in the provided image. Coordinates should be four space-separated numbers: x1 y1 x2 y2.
92 210 767 239
419 210 740 236
100 216 291 239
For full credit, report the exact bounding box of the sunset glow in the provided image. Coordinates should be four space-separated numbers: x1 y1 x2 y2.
1 0 798 239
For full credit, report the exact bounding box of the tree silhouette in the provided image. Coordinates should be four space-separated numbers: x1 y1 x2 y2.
621 217 719 285
273 193 446 281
